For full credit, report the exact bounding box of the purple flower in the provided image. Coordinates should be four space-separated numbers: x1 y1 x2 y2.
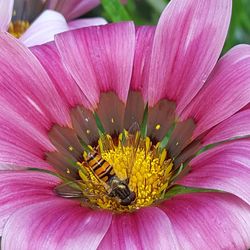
0 0 106 46
0 0 250 249
45 0 100 20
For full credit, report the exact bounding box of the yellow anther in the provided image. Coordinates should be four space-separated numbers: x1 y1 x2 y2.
111 118 115 123
8 20 30 38
160 149 167 165
68 146 74 151
70 131 174 213
155 124 161 130
86 129 90 134
145 137 151 153
66 168 71 174
79 169 89 181
98 134 173 212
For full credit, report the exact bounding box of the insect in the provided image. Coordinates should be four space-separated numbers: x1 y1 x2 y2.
55 126 139 206
55 150 136 206
84 150 136 206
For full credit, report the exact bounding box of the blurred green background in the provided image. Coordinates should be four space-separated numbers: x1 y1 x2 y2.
85 0 250 54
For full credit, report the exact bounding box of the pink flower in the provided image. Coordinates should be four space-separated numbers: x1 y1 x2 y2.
44 0 100 20
0 0 106 46
0 0 250 249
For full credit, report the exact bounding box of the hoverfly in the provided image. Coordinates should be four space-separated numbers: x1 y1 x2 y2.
55 123 141 206
55 144 136 206
83 150 136 206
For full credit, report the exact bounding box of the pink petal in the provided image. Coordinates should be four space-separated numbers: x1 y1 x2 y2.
161 193 250 249
99 207 180 249
0 32 71 128
0 0 13 31
68 18 107 30
2 199 111 250
55 22 135 108
123 26 155 130
0 96 54 151
202 109 250 146
0 141 51 170
0 171 59 235
31 42 91 109
20 10 69 47
146 0 231 114
0 101 54 169
178 140 250 206
181 45 250 139
46 0 100 20
131 26 155 92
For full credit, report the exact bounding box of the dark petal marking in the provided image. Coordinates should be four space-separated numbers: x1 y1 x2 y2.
124 91 145 130
96 92 126 135
148 99 176 142
168 119 196 159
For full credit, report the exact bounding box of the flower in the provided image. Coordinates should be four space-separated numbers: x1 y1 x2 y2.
0 0 250 249
0 0 106 46
43 0 100 20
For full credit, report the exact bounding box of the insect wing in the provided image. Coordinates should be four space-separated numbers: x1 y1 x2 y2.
54 181 84 198
128 122 140 134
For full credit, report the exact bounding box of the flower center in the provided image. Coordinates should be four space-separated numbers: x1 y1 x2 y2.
54 128 174 212
8 20 30 38
46 93 196 213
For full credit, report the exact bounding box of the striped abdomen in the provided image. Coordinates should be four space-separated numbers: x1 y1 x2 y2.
85 151 115 183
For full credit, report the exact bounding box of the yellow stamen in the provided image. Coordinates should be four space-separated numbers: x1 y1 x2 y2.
155 124 161 130
76 132 174 212
8 20 30 38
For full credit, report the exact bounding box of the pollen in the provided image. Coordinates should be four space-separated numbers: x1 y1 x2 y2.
76 132 174 213
155 124 161 130
8 20 30 38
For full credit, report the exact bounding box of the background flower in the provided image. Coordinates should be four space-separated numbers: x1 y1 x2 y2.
44 0 100 20
0 0 106 46
11 0 101 22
